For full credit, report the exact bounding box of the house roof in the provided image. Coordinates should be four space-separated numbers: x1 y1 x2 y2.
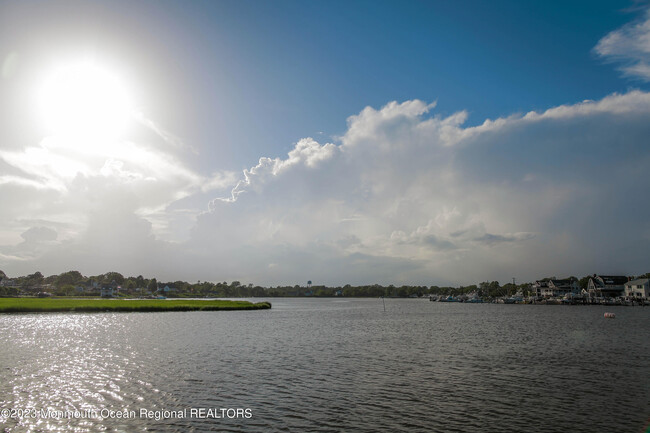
625 278 649 286
597 275 628 286
550 279 573 286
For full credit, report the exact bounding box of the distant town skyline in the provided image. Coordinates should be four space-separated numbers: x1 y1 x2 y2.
0 0 649 285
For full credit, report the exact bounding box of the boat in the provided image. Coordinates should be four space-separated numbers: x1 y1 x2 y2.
466 298 483 303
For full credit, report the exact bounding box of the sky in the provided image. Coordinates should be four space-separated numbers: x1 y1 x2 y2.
1 0 649 286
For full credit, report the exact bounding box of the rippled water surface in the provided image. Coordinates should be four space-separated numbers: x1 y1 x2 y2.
1 298 649 432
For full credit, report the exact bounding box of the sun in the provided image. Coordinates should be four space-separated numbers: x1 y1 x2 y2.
38 60 133 140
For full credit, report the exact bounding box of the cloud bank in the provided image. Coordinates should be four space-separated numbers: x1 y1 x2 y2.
6 1 650 287
1 89 650 285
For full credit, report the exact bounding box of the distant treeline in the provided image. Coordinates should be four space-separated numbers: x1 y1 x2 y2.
0 270 492 297
0 270 648 298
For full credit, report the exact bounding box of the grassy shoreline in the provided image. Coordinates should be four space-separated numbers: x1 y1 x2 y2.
0 298 271 313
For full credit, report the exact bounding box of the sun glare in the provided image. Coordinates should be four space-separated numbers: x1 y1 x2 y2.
38 60 133 140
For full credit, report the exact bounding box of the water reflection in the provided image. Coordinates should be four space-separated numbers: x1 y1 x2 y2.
0 314 164 432
0 301 649 432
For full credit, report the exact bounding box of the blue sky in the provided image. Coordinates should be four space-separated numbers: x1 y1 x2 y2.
1 0 649 285
5 0 635 167
131 0 638 167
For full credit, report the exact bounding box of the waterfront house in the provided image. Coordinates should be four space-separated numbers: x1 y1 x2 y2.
532 280 550 297
624 278 649 299
100 280 119 298
532 279 578 297
548 279 579 297
587 275 628 298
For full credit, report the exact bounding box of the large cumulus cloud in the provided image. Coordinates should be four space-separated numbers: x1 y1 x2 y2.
2 90 650 285
187 92 650 285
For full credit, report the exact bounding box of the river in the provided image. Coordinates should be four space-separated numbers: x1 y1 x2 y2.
1 298 648 432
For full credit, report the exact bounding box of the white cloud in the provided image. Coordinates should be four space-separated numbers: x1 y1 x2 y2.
184 92 650 285
201 171 239 193
211 137 339 205
133 110 198 154
0 117 208 266
2 91 650 285
20 226 57 244
595 8 650 80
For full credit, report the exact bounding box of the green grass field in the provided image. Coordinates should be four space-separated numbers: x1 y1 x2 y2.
0 298 271 313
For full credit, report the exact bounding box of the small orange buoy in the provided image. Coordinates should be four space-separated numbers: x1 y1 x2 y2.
604 312 616 318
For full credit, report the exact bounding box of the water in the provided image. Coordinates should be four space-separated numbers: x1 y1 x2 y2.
1 298 649 432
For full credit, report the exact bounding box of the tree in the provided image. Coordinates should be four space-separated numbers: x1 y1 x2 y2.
502 283 517 296
0 286 18 296
26 272 44 285
56 271 84 287
103 272 125 285
55 284 76 296
148 278 158 293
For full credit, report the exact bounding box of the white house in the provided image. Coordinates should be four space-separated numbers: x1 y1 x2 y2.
532 279 578 297
547 279 579 297
587 275 628 298
624 278 649 299
532 280 550 297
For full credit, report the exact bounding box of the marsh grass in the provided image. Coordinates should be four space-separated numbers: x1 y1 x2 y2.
0 298 271 313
